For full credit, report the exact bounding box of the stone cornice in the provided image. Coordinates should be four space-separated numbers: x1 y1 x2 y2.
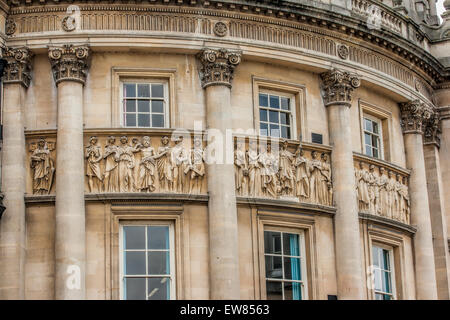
399 99 435 135
197 47 241 88
48 44 90 85
4 1 448 84
320 68 361 107
1 46 32 87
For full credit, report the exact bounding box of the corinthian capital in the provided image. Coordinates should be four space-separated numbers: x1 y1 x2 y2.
197 48 241 88
48 44 90 85
423 110 441 147
2 47 33 88
320 68 360 107
399 100 434 135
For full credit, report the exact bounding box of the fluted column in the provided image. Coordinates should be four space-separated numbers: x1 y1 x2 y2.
321 69 364 299
0 47 33 299
49 45 90 300
400 100 438 299
198 48 241 299
422 112 450 299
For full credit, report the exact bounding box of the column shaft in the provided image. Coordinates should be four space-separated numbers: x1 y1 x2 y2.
205 85 240 299
404 133 438 299
54 82 86 299
327 104 364 299
0 83 27 299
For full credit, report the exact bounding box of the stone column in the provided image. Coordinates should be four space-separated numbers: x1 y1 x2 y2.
423 106 450 300
400 100 438 299
48 45 90 300
0 47 33 299
198 48 241 299
321 69 364 299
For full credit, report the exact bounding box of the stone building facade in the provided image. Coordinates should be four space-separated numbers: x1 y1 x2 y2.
0 0 449 300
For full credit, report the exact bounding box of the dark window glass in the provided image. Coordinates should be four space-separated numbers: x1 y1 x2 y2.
259 93 269 107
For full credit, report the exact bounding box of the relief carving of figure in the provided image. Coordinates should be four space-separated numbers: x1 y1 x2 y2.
386 170 396 219
400 176 410 224
260 144 279 198
157 136 173 192
309 151 322 204
294 147 310 201
247 140 262 197
235 140 248 196
137 136 157 193
367 165 379 214
355 161 370 212
117 136 141 192
85 136 103 193
319 153 332 206
378 167 389 217
172 137 189 193
30 138 55 195
278 141 295 196
188 137 205 194
103 136 119 192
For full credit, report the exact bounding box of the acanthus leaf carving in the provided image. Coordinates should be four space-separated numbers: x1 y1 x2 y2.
48 44 90 85
399 99 433 134
320 68 361 107
2 46 33 88
197 48 241 88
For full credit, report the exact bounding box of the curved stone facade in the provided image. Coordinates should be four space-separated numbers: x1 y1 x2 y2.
0 0 449 300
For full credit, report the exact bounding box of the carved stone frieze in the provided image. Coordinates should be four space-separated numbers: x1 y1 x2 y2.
355 161 410 225
320 68 361 107
2 47 33 88
213 21 228 37
48 44 90 85
235 139 333 207
337 44 349 59
29 138 56 195
399 99 434 134
197 48 241 88
5 18 17 35
85 134 206 195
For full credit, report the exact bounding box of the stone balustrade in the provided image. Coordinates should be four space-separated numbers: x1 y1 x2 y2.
351 0 403 34
353 153 411 225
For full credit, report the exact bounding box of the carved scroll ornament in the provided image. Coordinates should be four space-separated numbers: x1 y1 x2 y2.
48 44 90 85
197 48 241 88
2 47 33 88
321 68 361 107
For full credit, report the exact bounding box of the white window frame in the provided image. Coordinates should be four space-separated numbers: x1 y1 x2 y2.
119 221 176 300
119 79 170 128
263 227 308 300
372 243 396 300
363 113 384 160
258 89 297 140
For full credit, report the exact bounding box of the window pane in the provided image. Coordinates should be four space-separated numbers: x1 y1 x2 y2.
148 251 170 275
281 97 290 110
365 145 372 157
125 251 146 275
373 148 379 158
265 256 282 279
372 135 379 148
364 118 373 132
124 83 136 97
281 126 289 139
126 114 136 127
284 282 302 300
382 271 391 293
372 247 380 267
124 226 145 249
151 84 164 98
260 109 268 122
374 268 382 291
148 226 169 249
280 113 289 125
364 133 372 146
283 233 300 256
284 257 301 281
373 122 379 134
138 100 150 113
125 278 146 300
259 93 268 107
260 123 268 136
264 231 281 254
270 124 280 137
266 281 282 300
152 100 164 113
148 278 170 300
152 114 165 128
382 249 390 270
137 84 150 97
375 293 383 300
269 111 279 123
126 99 136 112
138 114 150 127
270 95 280 109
